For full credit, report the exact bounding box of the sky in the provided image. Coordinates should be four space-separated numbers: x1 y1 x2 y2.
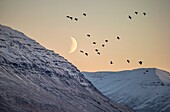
0 0 170 72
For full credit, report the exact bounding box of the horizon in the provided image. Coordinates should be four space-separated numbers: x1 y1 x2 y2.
0 0 170 72
81 67 170 73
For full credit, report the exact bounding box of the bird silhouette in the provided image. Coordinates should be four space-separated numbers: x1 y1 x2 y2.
75 18 78 21
146 70 148 72
93 42 96 44
110 61 113 64
69 17 73 20
80 50 84 53
97 52 100 55
117 36 120 40
102 44 105 47
139 61 143 65
87 34 91 37
128 15 132 19
127 60 130 63
105 40 108 42
143 12 146 16
83 13 87 16
135 12 138 14
66 15 70 18
95 49 98 52
85 53 88 56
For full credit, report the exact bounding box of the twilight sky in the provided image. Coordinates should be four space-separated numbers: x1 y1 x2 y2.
0 0 170 72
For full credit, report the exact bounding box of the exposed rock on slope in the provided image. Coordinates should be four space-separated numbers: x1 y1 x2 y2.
83 68 170 112
0 24 133 112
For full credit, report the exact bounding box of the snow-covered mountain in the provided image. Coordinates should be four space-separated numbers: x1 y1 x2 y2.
83 68 170 112
0 24 133 112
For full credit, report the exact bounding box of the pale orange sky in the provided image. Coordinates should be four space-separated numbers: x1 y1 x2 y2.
0 0 170 72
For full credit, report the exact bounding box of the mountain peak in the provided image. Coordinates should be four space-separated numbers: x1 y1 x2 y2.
0 24 87 86
83 68 170 112
0 24 133 112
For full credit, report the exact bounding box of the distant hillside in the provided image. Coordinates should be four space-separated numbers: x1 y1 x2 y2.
83 68 170 112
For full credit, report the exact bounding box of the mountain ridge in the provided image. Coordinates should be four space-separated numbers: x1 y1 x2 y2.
0 24 133 112
83 68 170 112
83 68 169 74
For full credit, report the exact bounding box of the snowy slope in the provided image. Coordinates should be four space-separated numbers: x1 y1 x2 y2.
0 24 133 112
83 68 170 112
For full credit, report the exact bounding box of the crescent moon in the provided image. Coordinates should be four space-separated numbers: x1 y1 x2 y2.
69 37 78 53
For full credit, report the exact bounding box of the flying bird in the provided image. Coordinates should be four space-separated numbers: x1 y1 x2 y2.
105 40 108 42
95 49 98 52
117 36 120 40
110 61 113 64
127 60 130 63
143 12 146 16
128 15 132 19
80 50 84 53
75 18 78 21
102 44 105 47
97 52 100 55
69 16 73 20
93 42 96 44
85 53 88 56
87 34 91 37
135 12 138 14
83 13 87 16
139 61 143 65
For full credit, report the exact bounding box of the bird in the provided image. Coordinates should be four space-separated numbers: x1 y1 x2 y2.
66 15 70 18
146 70 148 72
128 15 132 19
105 40 108 42
110 61 113 64
87 34 91 37
143 12 146 16
97 52 100 55
69 16 73 20
80 50 84 53
127 60 130 63
95 49 98 52
102 44 105 47
85 53 88 56
135 12 138 14
117 36 120 40
83 13 87 16
139 61 143 65
75 18 78 21
93 42 96 44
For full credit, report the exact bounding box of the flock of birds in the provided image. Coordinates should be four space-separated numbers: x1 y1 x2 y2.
66 11 147 66
66 13 87 22
128 11 147 20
